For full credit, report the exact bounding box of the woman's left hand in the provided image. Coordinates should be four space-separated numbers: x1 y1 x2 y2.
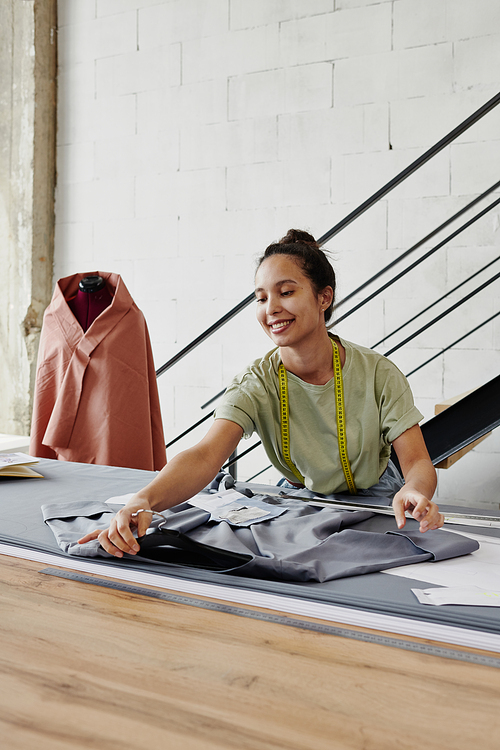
391 426 443 533
392 487 444 533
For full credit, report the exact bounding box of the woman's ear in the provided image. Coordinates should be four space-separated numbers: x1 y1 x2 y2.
319 286 334 310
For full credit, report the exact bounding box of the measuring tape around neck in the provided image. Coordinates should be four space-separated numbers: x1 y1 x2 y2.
278 339 357 494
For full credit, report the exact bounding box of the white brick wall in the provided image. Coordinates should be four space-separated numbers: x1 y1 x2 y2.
54 0 500 503
452 141 500 195
393 0 447 49
230 0 334 30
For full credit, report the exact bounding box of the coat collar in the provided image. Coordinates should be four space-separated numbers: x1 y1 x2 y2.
51 272 135 352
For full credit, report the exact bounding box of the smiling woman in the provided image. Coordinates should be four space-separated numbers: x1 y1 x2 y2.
254 230 337 378
78 229 443 558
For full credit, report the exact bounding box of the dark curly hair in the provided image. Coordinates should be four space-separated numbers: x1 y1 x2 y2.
256 229 336 323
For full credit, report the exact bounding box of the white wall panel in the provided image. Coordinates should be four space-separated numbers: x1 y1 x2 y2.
454 34 500 90
393 0 448 49
229 0 334 30
325 3 392 59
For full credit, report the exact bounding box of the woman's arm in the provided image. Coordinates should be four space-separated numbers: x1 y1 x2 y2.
78 418 244 557
392 424 444 533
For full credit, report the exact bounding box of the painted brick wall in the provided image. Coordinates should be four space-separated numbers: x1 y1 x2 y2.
55 0 500 506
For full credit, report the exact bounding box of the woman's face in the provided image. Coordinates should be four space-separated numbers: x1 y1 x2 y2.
254 254 332 348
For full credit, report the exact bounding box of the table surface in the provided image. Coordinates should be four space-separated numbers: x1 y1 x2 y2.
2 553 500 750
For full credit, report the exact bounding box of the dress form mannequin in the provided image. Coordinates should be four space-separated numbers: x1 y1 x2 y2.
68 274 113 332
30 271 167 470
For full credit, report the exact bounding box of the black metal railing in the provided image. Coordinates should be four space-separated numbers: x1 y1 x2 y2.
382 270 500 358
155 90 500 379
371 254 500 350
335 191 500 326
332 179 500 312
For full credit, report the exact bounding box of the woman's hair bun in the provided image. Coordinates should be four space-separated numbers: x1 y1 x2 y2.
279 229 319 247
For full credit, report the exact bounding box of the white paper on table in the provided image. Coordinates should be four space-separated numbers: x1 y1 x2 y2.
412 585 500 607
384 530 500 590
0 452 39 467
104 490 247 508
187 489 249 512
105 492 136 505
218 505 271 524
189 490 288 526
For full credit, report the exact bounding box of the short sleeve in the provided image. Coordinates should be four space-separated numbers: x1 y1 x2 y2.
214 382 257 440
376 362 424 444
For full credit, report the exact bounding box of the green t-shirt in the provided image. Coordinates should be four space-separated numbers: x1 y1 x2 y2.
214 336 423 495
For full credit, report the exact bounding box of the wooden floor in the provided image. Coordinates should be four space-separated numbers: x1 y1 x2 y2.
1 553 500 750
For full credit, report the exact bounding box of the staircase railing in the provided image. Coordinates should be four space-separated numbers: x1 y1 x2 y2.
156 91 500 379
334 191 500 326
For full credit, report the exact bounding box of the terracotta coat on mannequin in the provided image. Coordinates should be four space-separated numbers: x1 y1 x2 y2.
30 272 167 471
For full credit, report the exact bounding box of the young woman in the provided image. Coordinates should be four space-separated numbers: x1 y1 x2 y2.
79 230 443 557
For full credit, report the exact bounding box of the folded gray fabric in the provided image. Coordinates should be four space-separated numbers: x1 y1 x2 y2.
42 501 117 558
42 494 479 583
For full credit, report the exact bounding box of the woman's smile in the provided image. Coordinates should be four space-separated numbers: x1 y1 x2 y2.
255 255 328 349
269 318 294 333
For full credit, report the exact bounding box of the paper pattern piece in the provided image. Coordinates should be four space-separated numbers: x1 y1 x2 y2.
188 489 288 526
188 489 245 513
385 530 500 591
218 505 271 524
412 586 500 607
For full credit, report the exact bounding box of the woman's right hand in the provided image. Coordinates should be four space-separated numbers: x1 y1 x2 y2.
77 495 154 557
77 420 244 557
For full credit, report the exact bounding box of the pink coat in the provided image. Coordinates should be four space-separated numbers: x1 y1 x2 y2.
30 272 167 471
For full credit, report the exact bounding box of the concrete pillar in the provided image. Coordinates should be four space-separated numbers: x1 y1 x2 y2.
0 0 56 435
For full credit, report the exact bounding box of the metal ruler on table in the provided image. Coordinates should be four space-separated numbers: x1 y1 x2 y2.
274 492 500 529
40 567 500 669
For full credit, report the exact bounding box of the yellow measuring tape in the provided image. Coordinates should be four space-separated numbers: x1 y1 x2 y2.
278 339 357 494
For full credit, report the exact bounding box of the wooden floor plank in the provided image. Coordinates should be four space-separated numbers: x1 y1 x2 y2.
1 554 499 750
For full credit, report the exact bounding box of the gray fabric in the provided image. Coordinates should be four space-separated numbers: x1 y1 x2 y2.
42 501 118 558
42 493 479 583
